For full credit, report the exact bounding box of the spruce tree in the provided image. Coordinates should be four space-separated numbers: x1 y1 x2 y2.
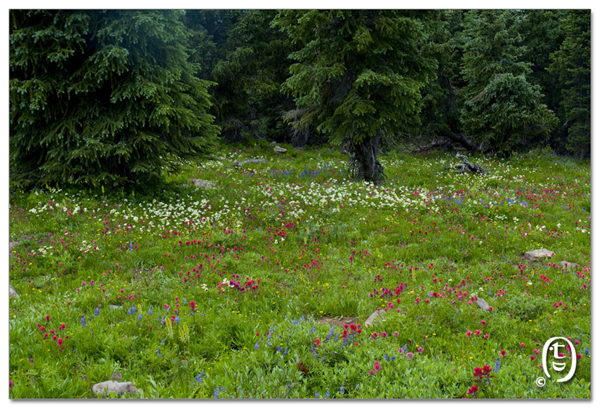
10 10 219 187
273 10 435 181
549 10 591 158
458 10 557 155
210 10 294 142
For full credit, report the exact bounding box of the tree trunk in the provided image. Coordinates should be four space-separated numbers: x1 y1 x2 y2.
348 134 385 182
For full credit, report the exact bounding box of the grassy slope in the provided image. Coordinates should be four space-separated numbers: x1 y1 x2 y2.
8 145 591 399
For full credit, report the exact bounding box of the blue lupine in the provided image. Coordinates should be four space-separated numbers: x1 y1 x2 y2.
326 326 335 343
494 357 501 373
80 315 86 328
175 315 181 323
156 348 162 357
340 383 345 394
311 323 316 334
254 341 260 350
277 346 282 353
214 387 220 399
326 390 330 398
94 307 100 317
129 242 133 251
196 371 204 383
315 391 319 399
585 347 589 356
138 314 142 320
149 306 153 316
283 348 288 356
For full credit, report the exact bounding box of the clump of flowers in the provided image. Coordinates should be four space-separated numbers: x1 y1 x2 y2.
341 323 362 340
468 364 495 397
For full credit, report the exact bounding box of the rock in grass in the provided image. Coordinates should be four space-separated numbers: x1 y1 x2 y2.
111 371 122 381
191 179 215 189
274 146 287 154
9 285 19 299
233 158 267 168
476 297 490 311
559 260 579 270
524 249 554 261
364 309 386 327
92 381 138 397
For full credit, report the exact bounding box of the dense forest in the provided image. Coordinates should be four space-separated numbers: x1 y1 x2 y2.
10 10 590 186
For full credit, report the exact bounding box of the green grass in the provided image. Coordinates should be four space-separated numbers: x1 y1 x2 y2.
9 145 591 399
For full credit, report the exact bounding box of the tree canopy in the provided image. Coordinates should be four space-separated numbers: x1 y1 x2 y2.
9 9 591 187
10 10 219 187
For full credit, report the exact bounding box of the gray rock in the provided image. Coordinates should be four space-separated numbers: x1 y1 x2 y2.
92 381 138 397
233 158 267 168
476 297 490 311
273 146 287 154
524 248 554 261
364 309 386 327
9 285 19 299
111 371 122 381
559 260 579 270
108 305 122 310
269 141 276 146
191 179 215 189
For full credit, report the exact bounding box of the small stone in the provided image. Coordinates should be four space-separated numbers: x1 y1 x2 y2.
274 146 287 153
9 285 19 299
364 309 386 327
524 249 554 262
108 305 122 309
191 179 215 189
269 141 276 146
111 371 122 381
559 260 579 270
92 381 138 397
233 158 267 168
476 298 490 311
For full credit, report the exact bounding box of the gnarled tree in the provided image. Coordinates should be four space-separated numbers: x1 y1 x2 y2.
273 10 435 181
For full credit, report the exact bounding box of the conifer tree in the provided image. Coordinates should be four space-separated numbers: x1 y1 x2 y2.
549 10 591 158
211 10 294 142
273 10 435 181
10 10 219 187
458 10 557 156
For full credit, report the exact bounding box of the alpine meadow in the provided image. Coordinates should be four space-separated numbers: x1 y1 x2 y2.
8 9 591 399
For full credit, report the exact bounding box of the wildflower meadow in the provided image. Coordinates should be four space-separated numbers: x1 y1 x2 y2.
8 144 591 399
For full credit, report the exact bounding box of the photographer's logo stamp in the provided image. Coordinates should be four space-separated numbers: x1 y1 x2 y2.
536 337 577 387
